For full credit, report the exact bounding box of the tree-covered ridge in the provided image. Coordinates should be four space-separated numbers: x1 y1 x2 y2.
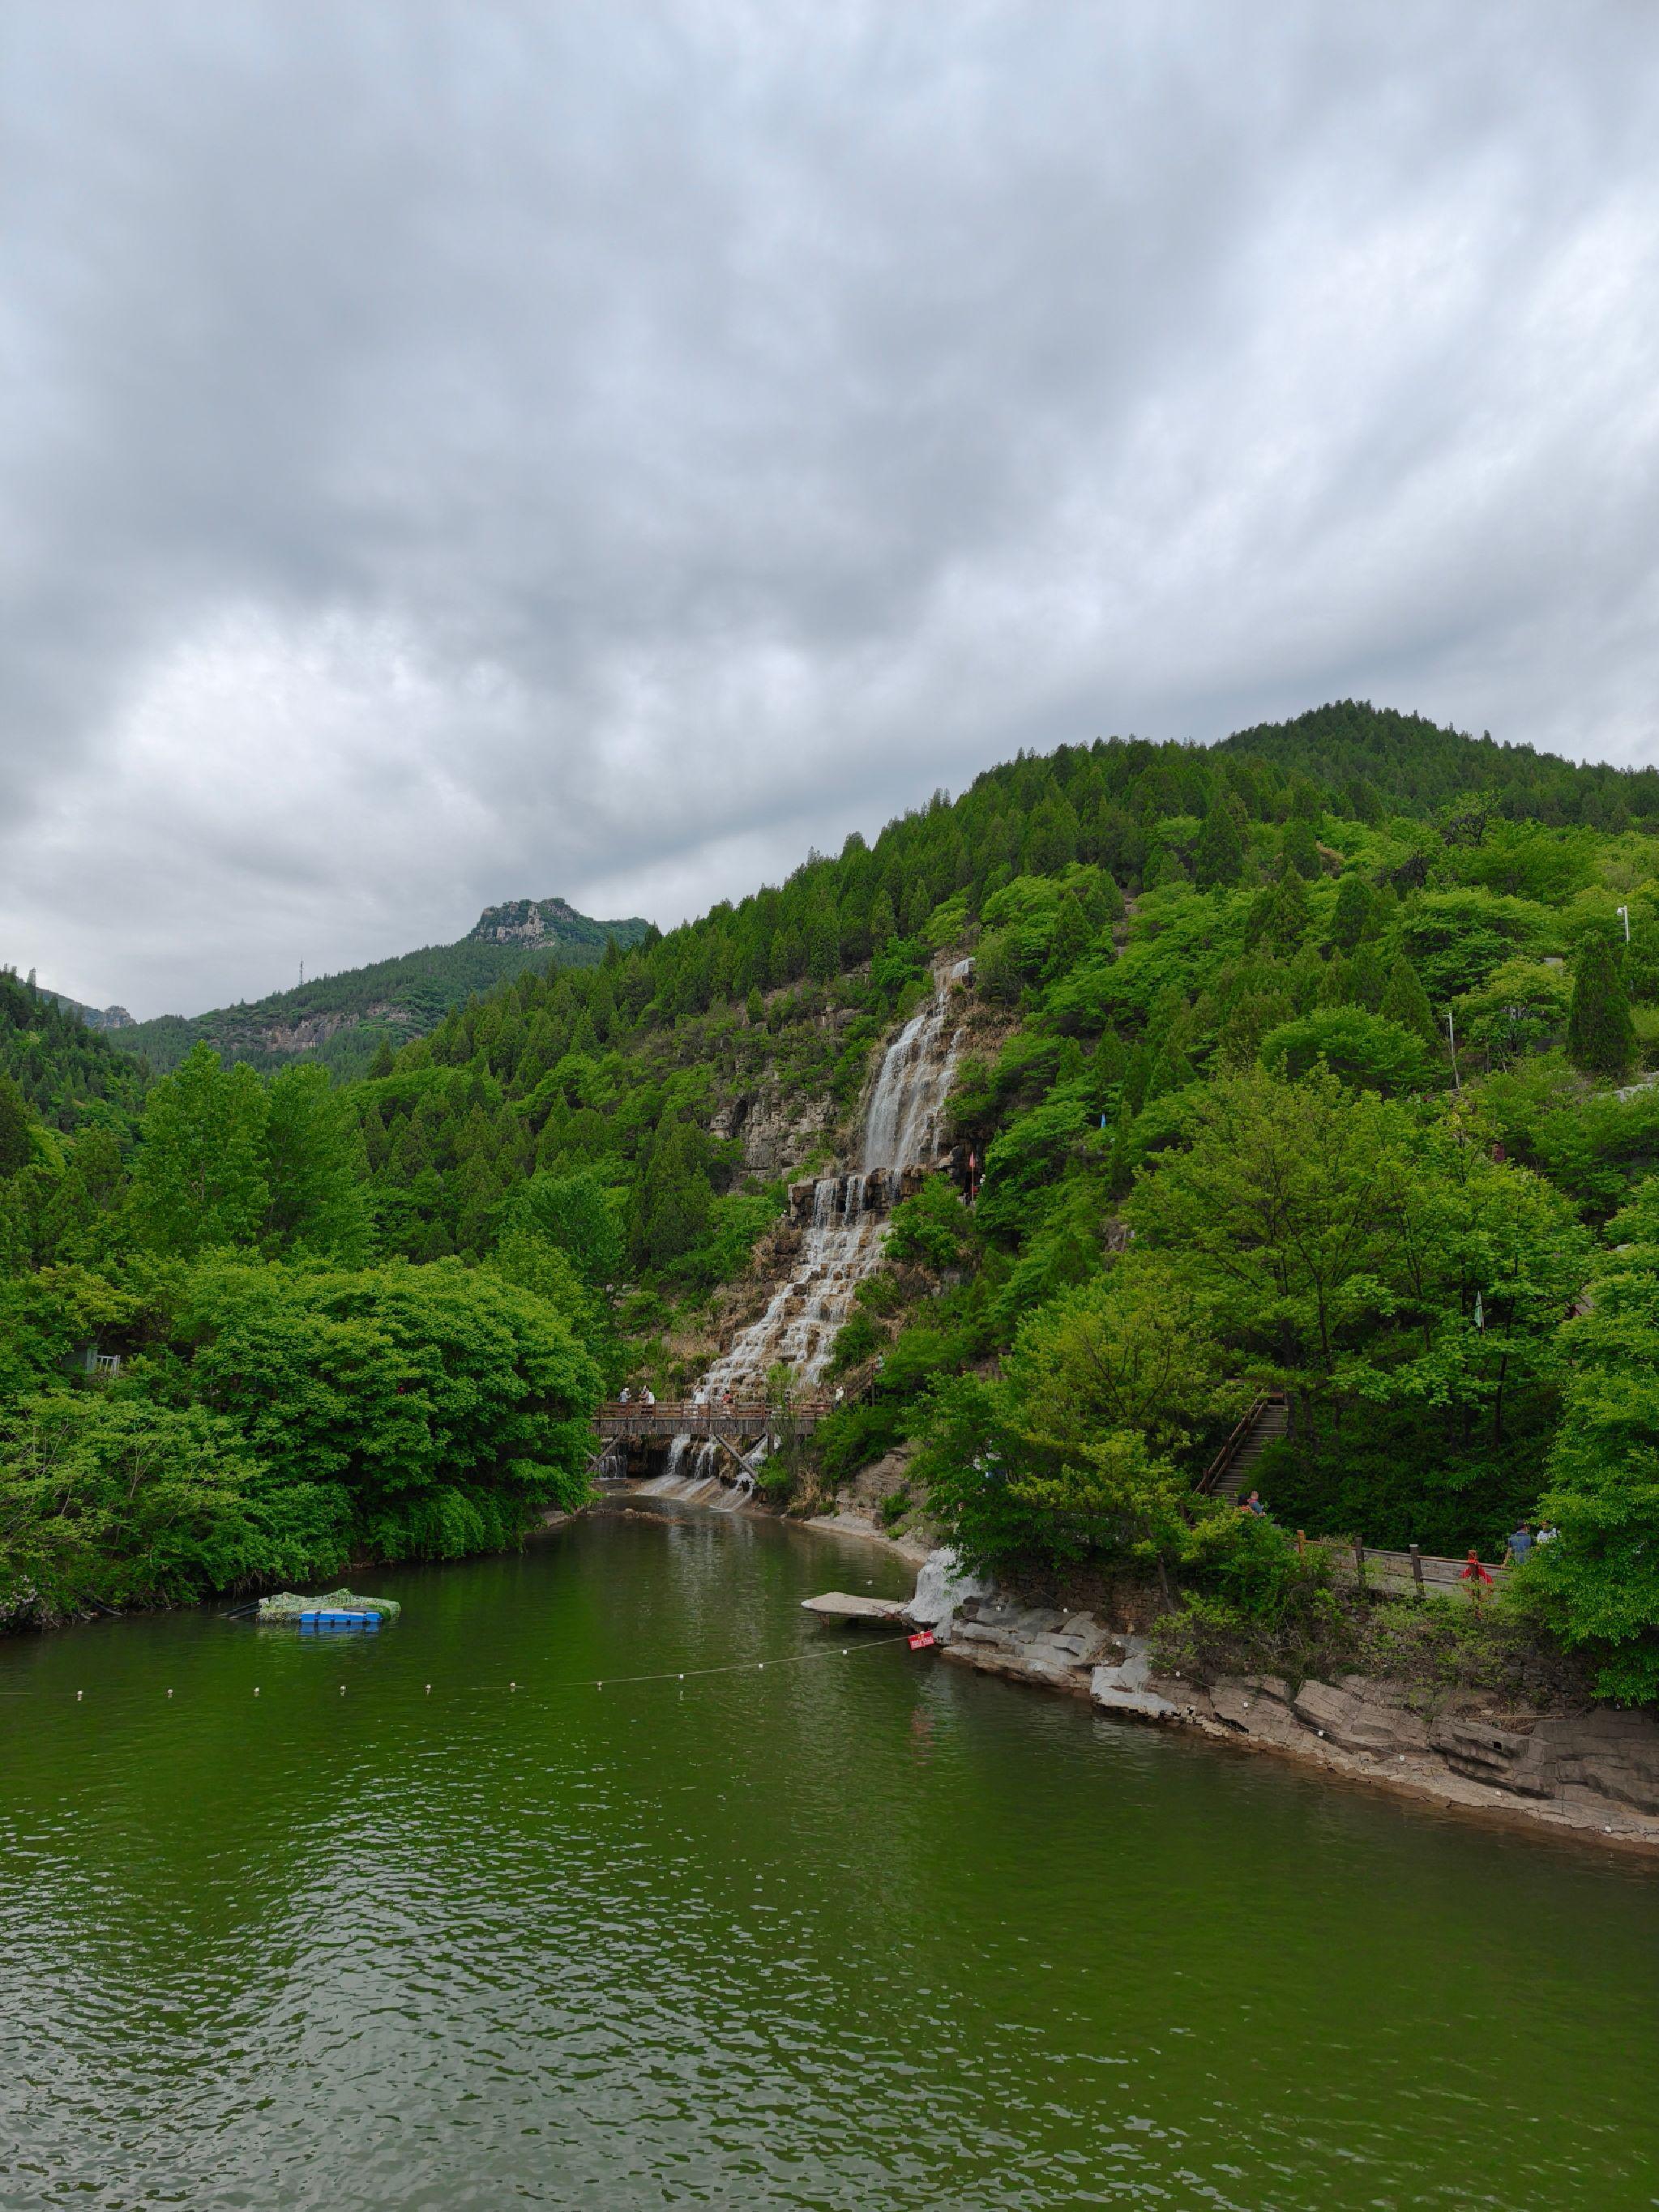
0 971 148 1132
10 699 1659 1702
1221 699 1659 829
115 900 652 1079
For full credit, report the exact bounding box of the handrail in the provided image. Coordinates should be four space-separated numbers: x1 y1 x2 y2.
1199 1394 1268 1494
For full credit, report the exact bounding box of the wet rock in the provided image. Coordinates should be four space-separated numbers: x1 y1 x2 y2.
1292 1680 1429 1756
1537 1709 1659 1813
1090 1636 1181 1719
1428 1713 1554 1796
905 1548 990 1639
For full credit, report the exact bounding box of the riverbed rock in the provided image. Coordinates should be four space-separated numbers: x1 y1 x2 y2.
1537 1708 1659 1813
931 1592 1104 1691
1089 1636 1181 1719
905 1548 991 1640
1292 1679 1429 1756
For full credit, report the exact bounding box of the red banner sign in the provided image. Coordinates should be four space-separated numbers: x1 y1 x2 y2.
908 1630 936 1650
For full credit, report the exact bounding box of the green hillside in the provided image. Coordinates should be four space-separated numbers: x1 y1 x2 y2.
116 896 651 1079
8 701 1659 1704
1220 698 1659 828
0 969 148 1132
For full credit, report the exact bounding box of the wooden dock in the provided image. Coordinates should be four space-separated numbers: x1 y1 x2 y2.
800 1591 906 1625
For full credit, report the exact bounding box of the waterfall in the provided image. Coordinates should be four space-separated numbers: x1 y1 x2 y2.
692 964 966 1406
861 975 962 1173
701 1173 884 1393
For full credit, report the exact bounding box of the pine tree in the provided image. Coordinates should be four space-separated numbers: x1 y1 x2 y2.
0 1072 33 1178
1344 944 1388 1014
1023 791 1080 876
1380 954 1438 1044
1263 869 1310 954
1281 818 1321 881
1193 801 1244 890
366 1036 396 1079
1047 893 1091 977
1329 871 1375 952
1567 935 1636 1077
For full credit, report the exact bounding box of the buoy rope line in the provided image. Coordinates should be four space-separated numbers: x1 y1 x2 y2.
0 1631 923 1711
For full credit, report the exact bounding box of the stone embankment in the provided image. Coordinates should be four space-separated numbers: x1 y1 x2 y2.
904 1551 1659 1850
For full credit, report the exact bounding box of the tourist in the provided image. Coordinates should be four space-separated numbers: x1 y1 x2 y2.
1506 1522 1533 1565
1536 1520 1560 1545
642 1386 656 1407
1241 1489 1266 1516
618 1386 631 1404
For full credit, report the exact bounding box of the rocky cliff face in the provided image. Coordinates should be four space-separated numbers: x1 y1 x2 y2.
709 1087 839 1178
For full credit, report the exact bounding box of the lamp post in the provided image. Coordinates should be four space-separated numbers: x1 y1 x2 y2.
1618 903 1631 944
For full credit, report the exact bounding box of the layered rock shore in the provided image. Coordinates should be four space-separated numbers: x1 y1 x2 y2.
903 1552 1659 1850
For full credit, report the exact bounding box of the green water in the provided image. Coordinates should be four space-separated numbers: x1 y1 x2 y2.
2 1505 1656 2210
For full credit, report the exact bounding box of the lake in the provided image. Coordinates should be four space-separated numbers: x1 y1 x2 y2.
2 1504 1655 2210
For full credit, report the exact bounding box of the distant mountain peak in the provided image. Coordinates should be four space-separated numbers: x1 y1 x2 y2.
468 896 646 948
104 896 652 1079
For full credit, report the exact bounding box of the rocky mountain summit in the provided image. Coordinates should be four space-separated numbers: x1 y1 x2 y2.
107 896 652 1078
468 896 648 949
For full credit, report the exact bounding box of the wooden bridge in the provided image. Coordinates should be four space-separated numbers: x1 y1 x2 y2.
592 1399 832 1445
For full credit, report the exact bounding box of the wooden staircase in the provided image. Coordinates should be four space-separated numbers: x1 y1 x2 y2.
1199 1393 1289 1501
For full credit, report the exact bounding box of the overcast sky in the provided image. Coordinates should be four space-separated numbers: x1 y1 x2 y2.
5 2 1659 1016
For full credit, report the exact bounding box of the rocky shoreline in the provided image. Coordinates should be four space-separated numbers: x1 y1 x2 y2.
900 1551 1659 1852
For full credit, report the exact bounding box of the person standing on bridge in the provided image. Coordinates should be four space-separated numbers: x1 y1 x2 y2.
642 1386 656 1407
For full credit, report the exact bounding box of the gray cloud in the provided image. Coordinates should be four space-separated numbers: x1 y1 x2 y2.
4 1 1659 1014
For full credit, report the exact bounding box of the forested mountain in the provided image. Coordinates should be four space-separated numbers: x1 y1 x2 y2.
1221 700 1659 829
6 699 1659 1706
0 970 148 1131
35 985 135 1032
115 896 651 1078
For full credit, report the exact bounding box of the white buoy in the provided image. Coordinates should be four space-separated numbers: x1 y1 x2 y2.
76 1690 83 1702
254 1687 260 1697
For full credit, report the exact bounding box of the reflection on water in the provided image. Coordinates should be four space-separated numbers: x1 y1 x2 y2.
2 1503 1656 2210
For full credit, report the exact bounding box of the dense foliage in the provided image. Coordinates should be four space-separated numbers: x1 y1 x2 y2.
0 968 148 1130
10 698 1659 1701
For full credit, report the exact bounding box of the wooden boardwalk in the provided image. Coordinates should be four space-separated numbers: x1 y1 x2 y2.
592 1400 830 1444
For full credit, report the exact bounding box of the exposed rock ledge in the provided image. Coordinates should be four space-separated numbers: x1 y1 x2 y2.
904 1551 1659 1851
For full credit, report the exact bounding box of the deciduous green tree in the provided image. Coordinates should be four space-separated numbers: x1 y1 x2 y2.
130 1044 269 1258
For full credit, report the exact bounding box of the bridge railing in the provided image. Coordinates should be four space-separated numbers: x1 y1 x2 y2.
592 1399 833 1440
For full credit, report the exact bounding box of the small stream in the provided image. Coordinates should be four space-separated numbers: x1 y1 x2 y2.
2 1507 1656 2210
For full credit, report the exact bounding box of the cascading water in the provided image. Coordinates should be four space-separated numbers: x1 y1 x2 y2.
861 971 965 1174
694 963 968 1407
651 962 968 1498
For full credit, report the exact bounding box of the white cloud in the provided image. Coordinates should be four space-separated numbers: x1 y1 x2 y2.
4 1 1659 1012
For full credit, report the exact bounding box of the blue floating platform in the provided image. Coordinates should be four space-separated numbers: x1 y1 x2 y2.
299 1611 382 1629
